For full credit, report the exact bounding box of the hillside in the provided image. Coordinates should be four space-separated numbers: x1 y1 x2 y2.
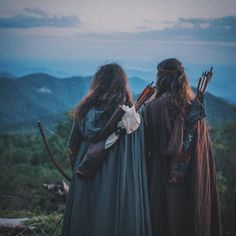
0 74 90 131
0 73 235 132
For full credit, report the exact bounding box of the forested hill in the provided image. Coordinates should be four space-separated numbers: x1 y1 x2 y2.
0 73 235 132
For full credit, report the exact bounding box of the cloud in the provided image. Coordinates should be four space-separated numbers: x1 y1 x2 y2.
24 7 49 17
37 87 52 94
178 16 236 31
0 8 80 28
123 16 236 43
74 16 236 45
166 16 236 41
178 18 207 25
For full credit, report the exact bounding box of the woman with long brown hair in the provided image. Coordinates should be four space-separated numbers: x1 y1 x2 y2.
144 58 221 236
62 63 152 236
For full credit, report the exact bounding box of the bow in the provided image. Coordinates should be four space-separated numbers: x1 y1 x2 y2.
37 121 71 182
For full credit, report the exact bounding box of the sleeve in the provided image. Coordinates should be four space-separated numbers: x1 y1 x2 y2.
139 104 151 161
67 120 83 151
139 103 149 129
67 120 83 170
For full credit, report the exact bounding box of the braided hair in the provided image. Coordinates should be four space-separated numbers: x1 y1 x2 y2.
156 58 194 117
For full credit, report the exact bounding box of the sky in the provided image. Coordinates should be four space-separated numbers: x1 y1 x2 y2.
0 0 236 81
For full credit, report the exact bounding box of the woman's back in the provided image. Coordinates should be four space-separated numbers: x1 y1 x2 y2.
145 58 221 236
62 64 152 236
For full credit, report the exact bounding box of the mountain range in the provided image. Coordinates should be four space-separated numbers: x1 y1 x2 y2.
0 73 235 132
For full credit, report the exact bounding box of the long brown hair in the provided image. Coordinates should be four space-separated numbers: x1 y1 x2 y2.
75 63 133 120
156 58 194 116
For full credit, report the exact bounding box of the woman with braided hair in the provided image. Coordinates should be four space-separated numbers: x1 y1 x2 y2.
144 58 221 236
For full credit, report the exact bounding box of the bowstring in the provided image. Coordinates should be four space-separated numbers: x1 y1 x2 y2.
45 127 68 146
45 127 78 150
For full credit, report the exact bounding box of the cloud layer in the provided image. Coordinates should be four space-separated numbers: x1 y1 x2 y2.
105 16 236 43
0 8 80 28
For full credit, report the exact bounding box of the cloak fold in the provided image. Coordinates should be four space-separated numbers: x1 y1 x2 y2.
145 95 221 236
62 107 152 236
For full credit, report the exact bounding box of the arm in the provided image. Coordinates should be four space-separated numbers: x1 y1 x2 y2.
67 120 83 170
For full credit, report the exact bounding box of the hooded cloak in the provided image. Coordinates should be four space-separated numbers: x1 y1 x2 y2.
62 107 152 236
144 95 221 236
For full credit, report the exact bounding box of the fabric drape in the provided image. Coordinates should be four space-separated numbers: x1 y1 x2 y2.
62 108 152 236
144 95 221 236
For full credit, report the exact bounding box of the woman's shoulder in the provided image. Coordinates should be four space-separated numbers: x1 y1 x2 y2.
146 93 170 109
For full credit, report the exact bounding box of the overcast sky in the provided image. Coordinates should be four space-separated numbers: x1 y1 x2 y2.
0 0 236 76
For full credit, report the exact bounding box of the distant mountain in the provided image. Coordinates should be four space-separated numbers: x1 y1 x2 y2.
0 73 147 132
128 76 149 94
204 93 236 126
0 71 17 80
0 73 90 131
0 73 235 132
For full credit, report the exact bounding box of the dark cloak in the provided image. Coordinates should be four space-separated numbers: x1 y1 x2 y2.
62 107 152 236
144 94 221 236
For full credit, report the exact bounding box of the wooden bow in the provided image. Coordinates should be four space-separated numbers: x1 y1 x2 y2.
37 121 71 182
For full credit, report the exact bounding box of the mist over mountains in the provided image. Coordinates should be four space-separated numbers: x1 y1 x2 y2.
0 73 235 132
0 73 148 131
1 59 236 104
